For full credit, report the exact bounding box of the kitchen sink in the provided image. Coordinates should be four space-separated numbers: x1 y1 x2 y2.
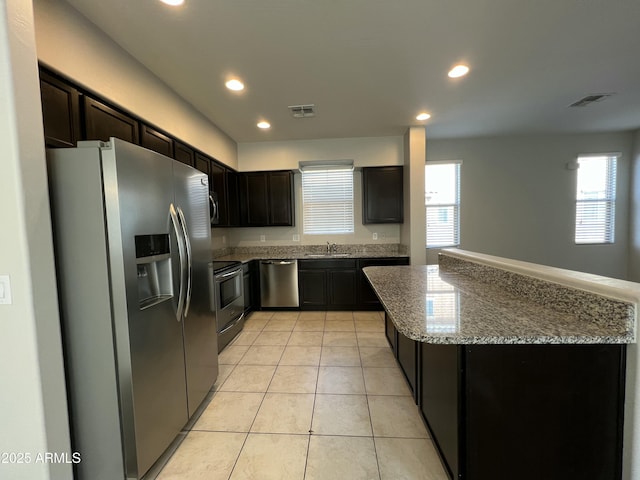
304 253 352 258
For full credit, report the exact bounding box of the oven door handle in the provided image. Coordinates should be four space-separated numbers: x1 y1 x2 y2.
216 268 242 280
219 312 245 335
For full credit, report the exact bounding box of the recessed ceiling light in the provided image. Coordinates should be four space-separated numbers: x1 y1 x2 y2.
225 79 245 91
160 0 184 6
257 121 271 129
416 112 431 121
448 64 470 78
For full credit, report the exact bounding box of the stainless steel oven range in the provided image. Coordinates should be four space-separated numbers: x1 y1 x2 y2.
209 261 245 351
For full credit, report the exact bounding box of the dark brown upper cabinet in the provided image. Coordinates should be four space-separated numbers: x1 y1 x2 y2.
84 96 139 144
240 171 294 227
362 166 404 224
173 141 195 167
210 161 229 226
140 123 173 158
267 171 294 226
194 152 210 177
226 169 241 227
39 70 82 148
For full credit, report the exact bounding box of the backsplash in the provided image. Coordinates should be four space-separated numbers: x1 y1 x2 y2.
438 252 635 335
213 243 407 258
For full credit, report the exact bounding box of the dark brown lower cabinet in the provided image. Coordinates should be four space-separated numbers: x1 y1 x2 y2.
299 270 328 307
396 332 418 400
298 259 356 309
384 313 397 353
328 270 357 307
417 342 626 480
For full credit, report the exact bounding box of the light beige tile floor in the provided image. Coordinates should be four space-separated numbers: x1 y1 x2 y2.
156 310 448 480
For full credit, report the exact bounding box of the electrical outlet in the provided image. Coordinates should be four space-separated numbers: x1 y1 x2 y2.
222 235 227 244
260 235 266 242
0 275 12 305
293 234 300 242
372 233 378 240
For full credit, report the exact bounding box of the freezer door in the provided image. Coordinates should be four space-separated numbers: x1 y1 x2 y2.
102 139 189 478
173 161 218 418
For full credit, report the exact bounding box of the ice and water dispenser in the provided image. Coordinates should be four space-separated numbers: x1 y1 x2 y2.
135 234 173 309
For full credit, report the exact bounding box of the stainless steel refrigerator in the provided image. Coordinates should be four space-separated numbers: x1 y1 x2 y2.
47 138 218 479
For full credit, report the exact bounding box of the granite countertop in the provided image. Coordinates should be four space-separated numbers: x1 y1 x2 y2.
363 262 636 345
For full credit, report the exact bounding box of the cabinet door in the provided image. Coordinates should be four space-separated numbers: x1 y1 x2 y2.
39 70 81 148
173 141 195 167
328 270 357 308
420 343 460 480
385 313 397 353
140 124 173 158
194 152 210 176
226 170 241 227
268 171 294 226
242 173 269 226
84 96 139 144
362 166 404 224
397 332 418 400
210 162 229 226
299 270 327 307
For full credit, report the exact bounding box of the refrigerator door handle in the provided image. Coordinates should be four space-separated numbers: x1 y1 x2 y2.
169 203 186 321
209 195 219 225
176 206 193 318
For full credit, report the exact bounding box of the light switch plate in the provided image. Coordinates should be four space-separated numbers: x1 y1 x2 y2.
293 234 300 242
260 235 266 242
0 275 12 305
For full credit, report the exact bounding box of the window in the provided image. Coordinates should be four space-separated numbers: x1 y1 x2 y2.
575 155 617 244
426 162 461 248
301 165 354 234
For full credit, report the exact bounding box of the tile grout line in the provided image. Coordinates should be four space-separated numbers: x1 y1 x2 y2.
356 312 385 480
226 310 283 480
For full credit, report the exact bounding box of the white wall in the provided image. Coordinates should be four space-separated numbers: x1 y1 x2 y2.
401 127 427 265
33 0 237 168
626 129 640 480
628 129 640 282
232 136 403 247
426 132 633 278
0 1 72 478
238 136 403 171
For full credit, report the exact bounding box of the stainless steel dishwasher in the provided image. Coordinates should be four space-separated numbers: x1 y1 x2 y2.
259 260 299 307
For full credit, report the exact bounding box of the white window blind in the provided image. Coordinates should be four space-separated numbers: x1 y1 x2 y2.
575 155 617 244
302 166 354 234
426 162 461 248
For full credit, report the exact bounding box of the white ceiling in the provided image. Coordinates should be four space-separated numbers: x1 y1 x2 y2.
63 0 640 143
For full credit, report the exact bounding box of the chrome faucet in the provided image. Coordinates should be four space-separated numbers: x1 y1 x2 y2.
327 241 331 254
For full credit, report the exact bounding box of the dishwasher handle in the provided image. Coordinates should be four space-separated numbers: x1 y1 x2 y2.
261 260 296 266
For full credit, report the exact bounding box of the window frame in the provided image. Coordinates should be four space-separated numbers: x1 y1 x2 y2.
574 154 618 245
425 161 461 249
300 164 355 235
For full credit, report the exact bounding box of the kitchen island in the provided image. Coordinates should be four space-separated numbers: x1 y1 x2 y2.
364 250 638 480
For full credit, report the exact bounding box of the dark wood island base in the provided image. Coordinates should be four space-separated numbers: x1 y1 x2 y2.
409 337 626 480
366 250 637 480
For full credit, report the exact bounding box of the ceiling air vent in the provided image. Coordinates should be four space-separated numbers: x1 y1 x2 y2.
569 93 615 107
288 104 316 118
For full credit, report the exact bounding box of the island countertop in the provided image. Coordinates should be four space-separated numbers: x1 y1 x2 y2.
363 251 637 345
